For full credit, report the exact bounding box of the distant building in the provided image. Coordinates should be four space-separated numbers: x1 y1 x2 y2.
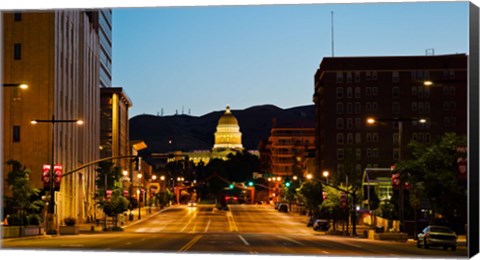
259 119 316 177
98 9 113 88
313 54 467 182
100 87 132 171
2 11 101 225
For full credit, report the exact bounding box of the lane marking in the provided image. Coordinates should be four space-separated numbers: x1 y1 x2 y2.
322 251 330 254
238 235 250 246
178 235 203 252
226 212 239 232
278 235 304 246
204 219 211 233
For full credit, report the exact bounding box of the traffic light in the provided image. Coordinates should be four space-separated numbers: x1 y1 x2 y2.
248 181 254 187
229 184 234 189
285 181 291 187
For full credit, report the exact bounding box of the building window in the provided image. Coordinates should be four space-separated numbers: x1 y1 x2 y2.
336 118 344 129
425 133 431 143
347 118 353 129
356 149 361 159
443 85 449 95
372 102 378 112
393 87 400 98
337 164 345 175
13 125 20 142
372 71 378 80
347 87 353 98
336 103 344 114
355 118 361 129
416 71 424 81
347 133 354 144
449 70 455 79
412 133 418 142
14 13 22 21
373 148 379 158
418 102 424 113
337 149 344 160
336 72 343 83
392 71 399 82
393 133 399 145
365 71 371 81
347 72 352 83
336 133 344 144
354 72 361 83
366 87 371 96
450 86 456 96
336 87 344 98
425 102 430 113
367 148 372 158
366 102 372 112
354 87 361 98
443 102 450 111
372 133 379 143
366 133 372 142
425 87 430 98
372 87 378 96
355 133 361 144
347 103 353 114
411 102 417 112
14 43 21 60
392 102 400 114
411 86 417 96
354 102 361 114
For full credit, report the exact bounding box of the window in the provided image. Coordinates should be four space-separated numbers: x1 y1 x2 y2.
13 125 20 142
450 86 456 96
366 87 371 96
336 118 344 129
14 13 22 21
411 86 417 96
347 118 353 129
393 87 400 98
336 72 343 83
354 102 361 114
393 133 399 144
372 102 378 112
354 87 361 98
425 87 430 98
365 71 371 81
366 102 372 112
336 87 344 98
347 103 353 114
392 102 400 114
416 71 424 81
372 71 378 80
411 102 417 112
355 133 361 144
372 87 378 96
347 87 353 98
347 72 352 83
366 133 372 142
425 133 431 143
354 72 361 83
14 43 21 60
367 148 372 158
373 148 379 158
392 71 399 82
418 102 424 113
372 133 379 142
356 149 361 159
337 149 344 160
425 102 430 113
443 102 450 111
336 103 344 114
355 118 361 129
336 133 344 144
337 164 345 175
449 70 455 79
418 86 424 98
347 133 354 144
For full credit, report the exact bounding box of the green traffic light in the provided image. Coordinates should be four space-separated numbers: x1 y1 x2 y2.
229 184 234 189
248 181 253 186
285 182 291 187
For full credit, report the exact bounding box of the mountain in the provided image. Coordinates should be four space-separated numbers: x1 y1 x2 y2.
129 104 315 154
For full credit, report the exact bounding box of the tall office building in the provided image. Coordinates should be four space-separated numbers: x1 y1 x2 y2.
313 54 467 183
98 9 112 88
2 11 100 226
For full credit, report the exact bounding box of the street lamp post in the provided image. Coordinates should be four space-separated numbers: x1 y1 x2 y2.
31 114 83 234
2 83 28 89
366 116 426 232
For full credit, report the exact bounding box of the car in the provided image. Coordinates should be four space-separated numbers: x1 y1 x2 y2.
188 201 197 207
274 202 281 209
278 204 288 212
313 219 330 231
417 225 457 251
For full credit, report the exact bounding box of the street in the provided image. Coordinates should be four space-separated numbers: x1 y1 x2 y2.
1 204 468 257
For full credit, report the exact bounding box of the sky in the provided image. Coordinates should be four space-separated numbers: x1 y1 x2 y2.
111 1 469 118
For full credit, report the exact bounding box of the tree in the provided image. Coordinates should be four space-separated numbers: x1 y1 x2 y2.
298 181 323 215
395 133 467 230
4 160 45 226
103 187 129 228
368 186 380 228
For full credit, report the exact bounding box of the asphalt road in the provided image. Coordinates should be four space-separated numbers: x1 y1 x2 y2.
1 204 468 258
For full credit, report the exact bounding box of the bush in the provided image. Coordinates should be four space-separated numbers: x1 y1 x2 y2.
63 216 77 226
26 214 41 226
7 214 24 226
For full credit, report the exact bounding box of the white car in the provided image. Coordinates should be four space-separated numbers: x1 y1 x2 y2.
417 225 457 251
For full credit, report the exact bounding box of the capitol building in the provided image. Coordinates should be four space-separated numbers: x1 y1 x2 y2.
173 106 256 165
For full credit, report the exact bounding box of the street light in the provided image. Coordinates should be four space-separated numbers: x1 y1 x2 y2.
2 83 28 89
30 114 83 234
366 116 427 232
306 173 313 180
322 171 330 184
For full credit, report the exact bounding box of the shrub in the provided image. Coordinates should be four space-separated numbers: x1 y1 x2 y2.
63 216 77 226
26 214 41 226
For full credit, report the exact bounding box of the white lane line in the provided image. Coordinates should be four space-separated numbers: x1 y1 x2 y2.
204 219 211 233
278 235 304 246
238 235 250 246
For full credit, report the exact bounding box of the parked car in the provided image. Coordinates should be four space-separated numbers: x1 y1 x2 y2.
188 201 197 207
313 219 330 231
278 204 288 212
417 225 457 251
307 215 318 227
274 202 281 209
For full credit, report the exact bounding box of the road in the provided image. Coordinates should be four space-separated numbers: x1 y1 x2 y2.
1 204 468 257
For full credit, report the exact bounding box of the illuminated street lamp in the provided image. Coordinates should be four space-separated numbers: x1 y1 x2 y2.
306 173 313 180
152 175 157 181
2 83 28 89
322 171 330 184
30 114 83 234
160 175 165 181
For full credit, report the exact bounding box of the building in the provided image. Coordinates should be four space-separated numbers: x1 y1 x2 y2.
100 87 132 171
2 11 101 225
98 9 112 88
267 120 315 177
313 54 467 182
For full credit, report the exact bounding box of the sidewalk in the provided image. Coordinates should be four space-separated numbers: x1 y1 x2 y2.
78 206 166 233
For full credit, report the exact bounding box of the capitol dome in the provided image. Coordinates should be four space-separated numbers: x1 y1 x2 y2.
213 106 243 150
